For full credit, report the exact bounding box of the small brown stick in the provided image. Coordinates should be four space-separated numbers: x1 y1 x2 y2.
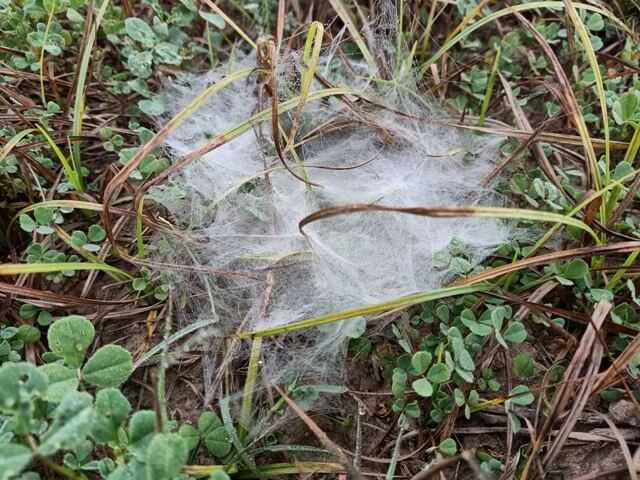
273 384 362 480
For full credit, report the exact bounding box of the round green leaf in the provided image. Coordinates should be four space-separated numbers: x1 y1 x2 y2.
510 385 534 406
47 315 95 368
19 215 36 233
411 351 432 375
503 322 527 344
197 411 223 436
204 426 231 458
81 345 133 388
39 363 78 402
412 378 433 398
199 11 226 29
17 325 40 344
438 437 457 456
39 392 94 456
125 18 157 46
178 424 199 451
0 443 33 480
513 353 534 377
34 207 53 224
563 259 588 280
145 433 188 480
427 363 451 383
404 402 421 418
128 410 156 453
93 388 131 444
0 362 47 409
88 225 106 242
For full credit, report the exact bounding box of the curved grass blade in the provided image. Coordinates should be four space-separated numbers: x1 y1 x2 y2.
298 204 600 243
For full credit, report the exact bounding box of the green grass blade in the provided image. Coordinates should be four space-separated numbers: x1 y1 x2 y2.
240 283 489 338
71 0 110 180
0 262 127 277
35 124 83 192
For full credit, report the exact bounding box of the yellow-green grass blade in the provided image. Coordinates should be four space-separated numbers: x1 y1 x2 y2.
35 124 83 192
0 262 128 277
239 283 489 338
71 0 110 181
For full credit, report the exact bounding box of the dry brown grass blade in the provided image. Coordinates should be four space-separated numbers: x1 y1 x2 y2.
543 324 603 470
515 11 600 190
493 72 563 194
514 280 559 322
0 281 131 305
453 242 640 287
273 384 361 480
449 124 628 151
409 450 480 480
592 329 640 394
591 411 640 479
265 37 317 188
521 300 611 480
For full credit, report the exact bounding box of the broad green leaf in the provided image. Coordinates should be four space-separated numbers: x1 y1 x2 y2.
145 433 188 480
39 392 94 456
460 316 493 336
197 411 223 436
19 215 36 233
47 315 95 368
510 385 534 406
427 363 451 383
563 259 588 280
438 437 457 456
405 402 421 418
343 316 366 338
456 348 475 371
199 11 225 29
93 388 131 444
138 97 166 116
0 443 33 480
513 353 534 377
454 388 465 407
81 345 133 388
586 13 604 31
39 363 78 402
0 362 47 409
125 18 157 46
178 424 199 451
203 426 231 458
128 411 157 454
34 207 53 224
503 322 527 344
411 351 432 375
108 459 146 480
17 325 40 344
613 91 639 125
88 225 106 242
412 378 433 398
